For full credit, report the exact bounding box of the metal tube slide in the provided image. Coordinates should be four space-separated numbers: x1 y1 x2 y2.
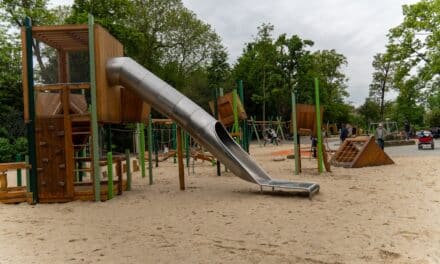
106 57 319 195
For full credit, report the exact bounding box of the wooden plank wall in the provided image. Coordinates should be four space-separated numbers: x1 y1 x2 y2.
291 104 324 136
94 25 123 123
209 92 247 126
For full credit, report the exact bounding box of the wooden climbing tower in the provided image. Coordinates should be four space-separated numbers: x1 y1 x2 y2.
19 16 149 203
331 136 394 168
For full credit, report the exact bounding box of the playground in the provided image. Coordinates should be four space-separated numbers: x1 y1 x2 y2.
0 142 439 263
0 5 439 263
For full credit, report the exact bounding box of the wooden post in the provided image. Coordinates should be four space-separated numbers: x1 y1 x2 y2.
250 116 261 147
125 149 131 191
177 126 185 190
107 152 114 199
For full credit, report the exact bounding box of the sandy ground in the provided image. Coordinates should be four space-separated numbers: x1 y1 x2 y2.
1 142 439 264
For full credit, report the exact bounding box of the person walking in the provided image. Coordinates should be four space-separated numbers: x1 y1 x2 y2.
375 123 387 150
404 121 410 140
340 124 348 143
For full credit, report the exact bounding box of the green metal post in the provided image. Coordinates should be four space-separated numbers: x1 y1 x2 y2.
16 154 22 187
88 14 101 202
147 114 153 185
314 78 324 173
292 91 300 175
25 155 30 192
125 149 131 191
107 152 114 199
24 17 38 203
238 80 248 151
138 123 146 178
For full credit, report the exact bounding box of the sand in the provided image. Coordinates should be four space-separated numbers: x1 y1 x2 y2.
0 143 439 264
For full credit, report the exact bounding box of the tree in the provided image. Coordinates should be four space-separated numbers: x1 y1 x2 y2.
388 0 439 82
358 98 381 128
310 49 350 123
207 47 230 89
369 53 396 120
234 23 282 122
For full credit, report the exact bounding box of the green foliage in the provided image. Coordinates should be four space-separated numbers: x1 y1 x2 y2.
14 137 28 156
0 138 14 163
234 24 350 124
426 108 440 127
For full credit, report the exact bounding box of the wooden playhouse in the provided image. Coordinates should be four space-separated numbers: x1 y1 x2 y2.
0 16 149 203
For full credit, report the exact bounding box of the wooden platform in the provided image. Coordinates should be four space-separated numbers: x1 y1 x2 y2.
0 180 128 204
331 136 394 168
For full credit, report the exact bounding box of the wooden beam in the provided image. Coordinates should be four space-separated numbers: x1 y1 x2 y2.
32 24 88 33
34 83 90 91
177 126 185 190
0 162 30 172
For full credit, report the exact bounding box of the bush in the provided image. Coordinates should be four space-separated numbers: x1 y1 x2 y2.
0 138 14 162
14 137 28 157
426 108 440 128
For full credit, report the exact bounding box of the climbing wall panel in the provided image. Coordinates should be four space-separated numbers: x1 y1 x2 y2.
35 117 74 201
331 136 394 168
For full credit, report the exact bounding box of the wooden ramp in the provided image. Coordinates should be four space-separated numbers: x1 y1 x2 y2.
331 136 394 168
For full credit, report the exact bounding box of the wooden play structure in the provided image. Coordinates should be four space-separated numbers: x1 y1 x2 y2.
331 136 394 168
5 16 149 204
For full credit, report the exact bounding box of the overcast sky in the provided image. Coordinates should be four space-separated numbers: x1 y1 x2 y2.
50 0 419 106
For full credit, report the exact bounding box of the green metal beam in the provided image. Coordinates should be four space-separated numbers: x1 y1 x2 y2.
24 17 38 203
314 78 324 173
147 114 153 184
88 14 101 202
107 152 114 199
16 154 22 187
138 123 146 178
292 91 300 175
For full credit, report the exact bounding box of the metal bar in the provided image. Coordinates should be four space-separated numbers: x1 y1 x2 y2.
147 114 153 184
16 154 22 187
232 89 240 145
25 155 30 192
125 149 131 191
107 152 114 199
292 91 300 175
24 17 38 204
314 78 324 173
88 14 101 202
